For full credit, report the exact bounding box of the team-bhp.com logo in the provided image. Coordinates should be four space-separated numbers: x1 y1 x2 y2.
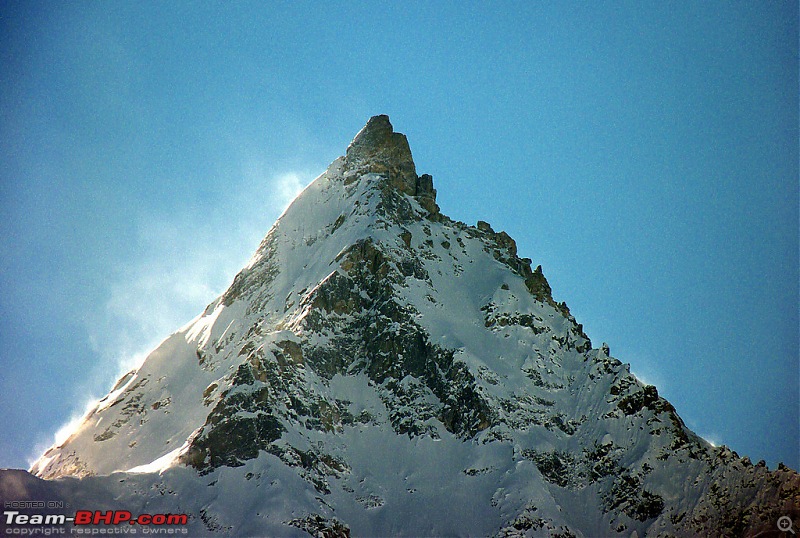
4 510 188 534
74 511 187 526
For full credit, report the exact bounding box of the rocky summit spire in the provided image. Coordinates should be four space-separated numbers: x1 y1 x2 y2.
346 115 438 216
346 115 402 156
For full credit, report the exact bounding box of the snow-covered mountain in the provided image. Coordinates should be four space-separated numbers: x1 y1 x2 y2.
11 116 799 536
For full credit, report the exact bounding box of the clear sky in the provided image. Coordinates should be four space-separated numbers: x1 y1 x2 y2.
1 2 797 471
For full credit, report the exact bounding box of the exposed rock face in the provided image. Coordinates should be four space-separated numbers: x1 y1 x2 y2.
345 115 417 193
21 115 799 537
345 114 439 217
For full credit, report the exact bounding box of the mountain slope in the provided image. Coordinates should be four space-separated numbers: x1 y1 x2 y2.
21 115 800 537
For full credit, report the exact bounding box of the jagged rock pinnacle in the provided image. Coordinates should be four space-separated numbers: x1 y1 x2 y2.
347 115 399 156
346 115 438 216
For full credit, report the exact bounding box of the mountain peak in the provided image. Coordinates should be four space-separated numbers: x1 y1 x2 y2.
22 116 798 538
347 114 396 153
344 116 437 215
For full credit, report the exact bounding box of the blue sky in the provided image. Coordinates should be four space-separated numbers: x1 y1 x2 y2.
1 2 797 470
